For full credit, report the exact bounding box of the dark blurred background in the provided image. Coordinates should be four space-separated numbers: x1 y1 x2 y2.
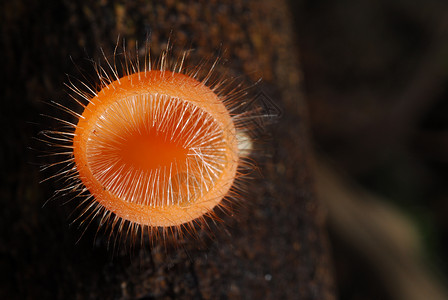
292 0 448 299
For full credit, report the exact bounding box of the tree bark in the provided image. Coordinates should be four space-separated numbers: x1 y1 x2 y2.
0 0 335 299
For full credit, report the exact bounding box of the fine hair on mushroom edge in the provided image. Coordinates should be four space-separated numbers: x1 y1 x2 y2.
37 39 266 251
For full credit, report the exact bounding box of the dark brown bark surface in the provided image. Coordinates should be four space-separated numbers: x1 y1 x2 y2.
0 0 334 299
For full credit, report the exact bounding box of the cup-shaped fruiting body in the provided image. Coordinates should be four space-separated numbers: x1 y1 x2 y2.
38 45 259 245
73 70 239 227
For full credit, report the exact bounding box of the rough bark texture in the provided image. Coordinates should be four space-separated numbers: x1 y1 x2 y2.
1 0 334 299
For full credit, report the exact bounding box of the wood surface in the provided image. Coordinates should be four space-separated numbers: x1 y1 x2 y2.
0 0 335 299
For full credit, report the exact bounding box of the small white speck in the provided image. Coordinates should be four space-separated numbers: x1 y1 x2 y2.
264 274 272 281
236 131 253 156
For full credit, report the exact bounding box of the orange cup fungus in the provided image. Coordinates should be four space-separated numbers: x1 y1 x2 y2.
74 70 239 227
40 46 255 243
